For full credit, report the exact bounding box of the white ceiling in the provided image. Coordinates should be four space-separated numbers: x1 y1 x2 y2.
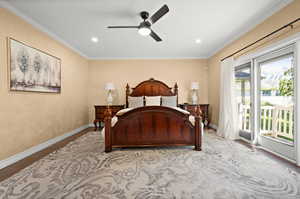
0 0 293 59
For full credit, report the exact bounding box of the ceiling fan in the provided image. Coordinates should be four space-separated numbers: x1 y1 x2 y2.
107 4 169 42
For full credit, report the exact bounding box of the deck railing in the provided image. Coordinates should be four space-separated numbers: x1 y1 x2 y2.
239 104 294 141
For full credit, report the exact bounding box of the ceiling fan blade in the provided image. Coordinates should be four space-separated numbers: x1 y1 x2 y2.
150 4 169 24
107 26 139 29
150 30 162 42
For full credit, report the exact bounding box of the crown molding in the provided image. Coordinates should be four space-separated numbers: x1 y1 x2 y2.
207 0 294 58
0 0 89 59
88 56 209 60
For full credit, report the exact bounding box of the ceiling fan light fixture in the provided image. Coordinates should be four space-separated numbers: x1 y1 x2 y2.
138 27 151 36
107 4 169 41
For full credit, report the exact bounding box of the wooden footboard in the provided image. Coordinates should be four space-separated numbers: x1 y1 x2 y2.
104 106 202 152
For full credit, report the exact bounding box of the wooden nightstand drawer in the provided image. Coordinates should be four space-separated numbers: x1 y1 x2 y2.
96 113 104 119
94 105 125 131
179 104 210 127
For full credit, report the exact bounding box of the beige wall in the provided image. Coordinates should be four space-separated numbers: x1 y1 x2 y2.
88 59 208 123
208 0 300 125
0 8 89 160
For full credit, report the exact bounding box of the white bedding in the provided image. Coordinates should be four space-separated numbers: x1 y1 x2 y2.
110 106 204 130
116 106 190 117
111 115 203 128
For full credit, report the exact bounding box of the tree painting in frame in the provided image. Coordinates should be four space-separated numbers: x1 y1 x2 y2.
9 38 61 93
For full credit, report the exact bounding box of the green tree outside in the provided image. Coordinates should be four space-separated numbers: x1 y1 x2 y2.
279 68 293 96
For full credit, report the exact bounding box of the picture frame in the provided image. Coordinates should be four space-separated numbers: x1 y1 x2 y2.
8 38 61 93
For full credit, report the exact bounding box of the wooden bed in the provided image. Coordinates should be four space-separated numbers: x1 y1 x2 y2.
104 78 202 152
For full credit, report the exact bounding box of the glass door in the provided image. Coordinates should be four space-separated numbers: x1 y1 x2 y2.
235 63 252 141
255 46 295 160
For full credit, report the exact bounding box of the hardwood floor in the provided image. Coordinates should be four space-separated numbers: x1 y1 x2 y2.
0 127 93 182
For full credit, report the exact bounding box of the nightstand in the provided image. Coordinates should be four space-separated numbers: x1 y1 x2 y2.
94 105 125 131
179 104 210 127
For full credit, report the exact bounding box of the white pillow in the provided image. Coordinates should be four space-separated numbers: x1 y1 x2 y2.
161 96 177 107
145 96 161 106
128 96 144 108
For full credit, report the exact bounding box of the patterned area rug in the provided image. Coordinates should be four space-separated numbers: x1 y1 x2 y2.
0 130 299 199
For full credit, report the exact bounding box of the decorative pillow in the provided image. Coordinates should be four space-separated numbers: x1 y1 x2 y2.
128 96 144 108
145 96 161 106
161 96 177 107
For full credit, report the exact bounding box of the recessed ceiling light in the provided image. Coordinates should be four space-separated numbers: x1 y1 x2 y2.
195 39 202 44
91 37 99 43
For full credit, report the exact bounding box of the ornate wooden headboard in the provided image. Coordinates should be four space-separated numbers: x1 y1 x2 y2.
126 78 178 107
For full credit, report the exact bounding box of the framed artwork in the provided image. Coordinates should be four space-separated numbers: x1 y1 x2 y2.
9 38 61 93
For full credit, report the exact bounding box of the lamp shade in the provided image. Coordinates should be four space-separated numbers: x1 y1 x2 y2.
105 82 115 90
191 82 199 90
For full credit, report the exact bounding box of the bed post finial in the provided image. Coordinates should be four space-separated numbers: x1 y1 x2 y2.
195 105 202 151
126 83 130 108
126 83 130 95
174 83 178 95
174 83 178 106
104 106 112 152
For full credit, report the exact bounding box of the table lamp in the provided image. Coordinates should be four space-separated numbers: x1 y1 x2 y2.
191 82 199 104
105 82 115 105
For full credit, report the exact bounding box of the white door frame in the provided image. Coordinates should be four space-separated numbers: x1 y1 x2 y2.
295 41 300 166
234 33 300 166
255 45 295 161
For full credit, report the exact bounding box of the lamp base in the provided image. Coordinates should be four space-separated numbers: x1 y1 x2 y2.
191 90 198 105
107 90 113 105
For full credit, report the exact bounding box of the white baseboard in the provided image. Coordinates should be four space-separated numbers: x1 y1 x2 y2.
0 124 90 170
209 123 218 130
89 122 105 128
